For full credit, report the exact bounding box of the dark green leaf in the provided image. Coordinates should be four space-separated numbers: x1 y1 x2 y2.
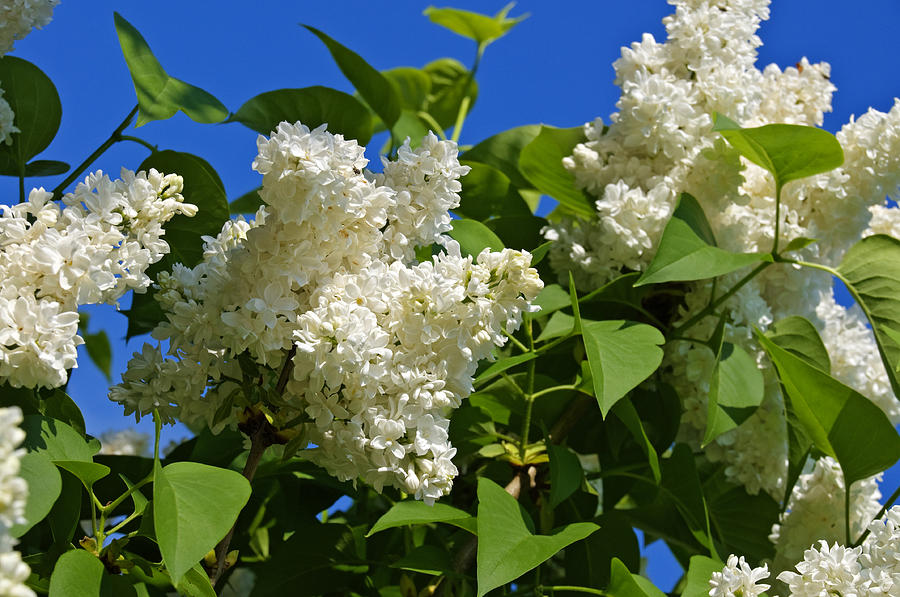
83 331 112 381
484 215 547 252
448 218 504 257
11 451 61 537
303 26 401 129
548 444 584 508
713 113 844 186
153 462 251 585
391 545 455 576
582 321 664 416
455 161 531 221
765 316 830 373
837 234 900 396
23 159 69 177
612 400 661 483
663 444 715 554
0 56 62 174
757 330 900 485
518 125 594 217
114 13 227 126
38 389 86 436
636 193 768 286
705 475 778 562
228 87 374 144
423 4 527 48
48 471 82 544
367 501 476 536
476 477 598 596
229 187 263 214
462 125 541 189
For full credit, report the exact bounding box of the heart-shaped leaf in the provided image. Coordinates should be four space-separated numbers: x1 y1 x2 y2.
476 477 598 596
114 13 227 126
367 500 476 536
0 56 62 175
424 4 527 49
448 218 504 257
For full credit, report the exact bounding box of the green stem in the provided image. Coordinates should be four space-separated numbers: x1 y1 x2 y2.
670 262 772 336
51 104 138 200
417 111 447 140
851 482 900 547
530 384 578 401
542 586 607 596
119 134 157 152
104 509 143 536
504 329 529 353
101 474 152 515
450 44 483 143
18 171 24 203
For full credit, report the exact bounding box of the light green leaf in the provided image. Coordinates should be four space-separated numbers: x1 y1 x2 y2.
548 444 584 508
462 125 541 189
114 13 227 126
11 451 61 537
367 500 476 537
20 415 98 462
518 125 594 217
606 558 665 597
536 311 576 342
530 240 552 265
681 556 723 597
0 57 62 174
782 236 817 253
48 549 104 597
757 330 900 485
424 4 527 48
83 331 112 381
303 26 401 129
713 113 844 186
121 474 148 516
703 316 765 446
176 565 217 597
612 400 661 483
422 58 478 129
474 352 539 387
153 462 251 585
533 284 570 317
636 193 768 286
765 316 830 373
383 67 431 111
448 218 504 257
228 87 374 144
837 234 900 396
582 321 664 417
229 187 263 214
54 461 111 489
476 477 598 596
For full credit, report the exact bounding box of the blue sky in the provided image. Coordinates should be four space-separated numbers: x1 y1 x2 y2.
4 0 900 590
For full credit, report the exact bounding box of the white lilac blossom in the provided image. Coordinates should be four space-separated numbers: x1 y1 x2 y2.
0 0 58 56
0 407 36 597
110 123 543 503
546 0 900 497
711 505 900 596
769 457 882 574
0 169 196 389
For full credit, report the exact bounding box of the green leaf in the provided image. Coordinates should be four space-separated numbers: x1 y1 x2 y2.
303 26 401 129
611 400 661 483
23 159 70 177
54 461 111 489
702 317 766 446
518 125 594 217
20 415 98 462
484 215 547 253
582 321 664 417
713 113 844 186
0 56 62 174
476 477 599 596
424 4 527 48
548 444 584 508
48 549 104 597
533 284 570 317
837 234 900 396
681 555 723 597
38 389 86 437
229 187 263 214
228 87 374 144
114 13 227 126
462 125 542 189
531 240 552 265
83 331 112 381
606 558 666 597
455 161 532 221
127 150 230 338
448 218 504 257
383 67 431 111
705 475 778 562
391 545 455 576
765 316 830 373
663 444 715 554
782 236 817 253
175 565 216 597
153 462 251 585
367 501 476 537
422 58 478 129
636 193 767 286
48 471 83 543
756 330 900 485
474 352 539 387
11 451 61 537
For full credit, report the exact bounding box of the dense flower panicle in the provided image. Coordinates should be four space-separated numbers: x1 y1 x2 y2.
111 123 543 502
708 554 770 597
0 0 58 55
0 407 36 597
545 0 900 497
0 169 195 388
769 457 882 574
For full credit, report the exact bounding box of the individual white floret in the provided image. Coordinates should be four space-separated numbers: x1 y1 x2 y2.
709 554 770 597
